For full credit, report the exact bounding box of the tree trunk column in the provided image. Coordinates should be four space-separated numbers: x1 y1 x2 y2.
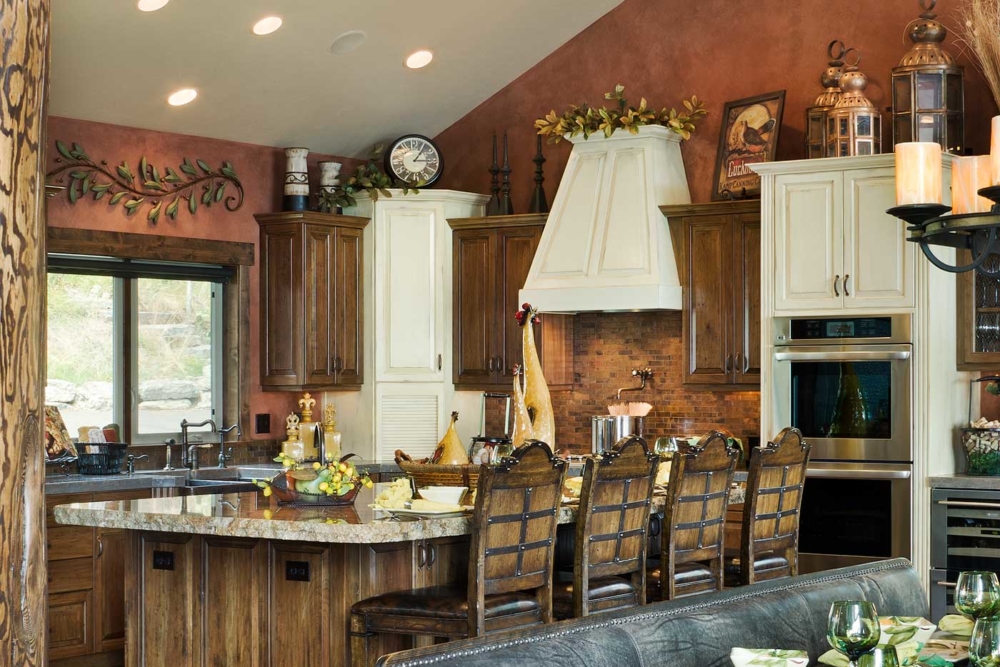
0 1 50 666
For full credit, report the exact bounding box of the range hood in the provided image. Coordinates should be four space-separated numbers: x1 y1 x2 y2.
519 125 691 313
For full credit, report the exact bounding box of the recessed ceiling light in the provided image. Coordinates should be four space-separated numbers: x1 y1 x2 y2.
167 88 197 107
252 16 283 36
405 50 434 69
137 0 169 12
328 30 367 55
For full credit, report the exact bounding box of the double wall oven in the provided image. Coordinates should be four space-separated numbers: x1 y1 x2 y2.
773 314 912 573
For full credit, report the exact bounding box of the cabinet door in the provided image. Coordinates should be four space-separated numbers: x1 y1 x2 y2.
773 172 844 311
260 223 304 386
334 226 364 386
375 382 444 461
268 543 329 667
682 216 733 384
734 214 761 386
303 224 336 386
202 538 266 667
453 228 497 386
376 205 446 381
94 528 128 651
957 248 1000 369
843 168 915 309
48 590 94 660
497 225 543 381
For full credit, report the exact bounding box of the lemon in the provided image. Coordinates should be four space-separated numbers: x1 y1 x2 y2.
263 509 273 520
319 482 329 492
262 486 272 498
312 462 322 470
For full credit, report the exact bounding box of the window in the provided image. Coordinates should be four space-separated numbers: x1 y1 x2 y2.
46 256 227 444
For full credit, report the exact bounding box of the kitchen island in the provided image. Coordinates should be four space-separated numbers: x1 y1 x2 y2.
55 483 745 667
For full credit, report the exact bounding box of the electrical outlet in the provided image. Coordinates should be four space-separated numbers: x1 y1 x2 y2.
152 550 175 571
255 413 270 434
285 560 310 582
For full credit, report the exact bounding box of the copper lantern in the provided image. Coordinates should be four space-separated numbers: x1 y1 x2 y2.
891 0 964 152
806 41 848 159
826 55 881 157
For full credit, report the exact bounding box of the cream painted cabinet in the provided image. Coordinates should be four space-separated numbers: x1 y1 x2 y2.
769 161 914 312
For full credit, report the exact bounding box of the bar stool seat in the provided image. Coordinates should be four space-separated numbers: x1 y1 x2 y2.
723 552 789 587
649 561 716 587
351 586 540 622
552 576 636 619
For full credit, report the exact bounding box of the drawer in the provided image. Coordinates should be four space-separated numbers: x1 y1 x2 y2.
47 493 93 528
48 526 95 561
49 557 94 594
48 590 93 659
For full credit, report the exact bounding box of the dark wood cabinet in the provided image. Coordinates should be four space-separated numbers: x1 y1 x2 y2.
256 212 369 391
47 488 152 663
663 201 761 389
449 214 574 391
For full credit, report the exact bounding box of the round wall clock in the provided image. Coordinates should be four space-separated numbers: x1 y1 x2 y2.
384 134 443 187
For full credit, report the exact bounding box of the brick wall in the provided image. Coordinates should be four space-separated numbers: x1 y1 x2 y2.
548 311 760 453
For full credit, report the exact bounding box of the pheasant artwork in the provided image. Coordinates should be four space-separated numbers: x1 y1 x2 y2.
511 303 555 449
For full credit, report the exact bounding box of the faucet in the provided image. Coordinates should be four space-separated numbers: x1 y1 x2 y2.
616 368 654 401
126 454 148 476
163 438 177 470
181 418 217 469
217 424 241 468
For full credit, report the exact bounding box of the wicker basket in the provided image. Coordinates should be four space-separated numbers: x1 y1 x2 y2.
394 451 482 489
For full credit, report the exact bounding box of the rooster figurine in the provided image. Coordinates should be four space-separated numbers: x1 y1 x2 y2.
511 303 555 449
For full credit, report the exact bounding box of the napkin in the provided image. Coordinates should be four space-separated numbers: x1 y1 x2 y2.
936 614 973 638
730 648 808 667
818 616 935 667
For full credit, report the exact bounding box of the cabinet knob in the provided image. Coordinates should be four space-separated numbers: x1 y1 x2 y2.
487 357 495 373
834 275 841 297
844 274 851 297
734 353 742 375
724 354 732 374
437 354 443 371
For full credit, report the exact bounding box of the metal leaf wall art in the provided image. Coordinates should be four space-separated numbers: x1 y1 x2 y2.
46 140 245 225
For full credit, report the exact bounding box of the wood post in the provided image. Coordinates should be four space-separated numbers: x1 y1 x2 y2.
0 1 51 665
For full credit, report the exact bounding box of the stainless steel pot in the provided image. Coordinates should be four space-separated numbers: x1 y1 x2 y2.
591 416 646 454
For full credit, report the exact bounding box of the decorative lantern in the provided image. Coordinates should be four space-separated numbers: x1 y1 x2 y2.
826 53 881 157
805 41 848 159
891 0 964 153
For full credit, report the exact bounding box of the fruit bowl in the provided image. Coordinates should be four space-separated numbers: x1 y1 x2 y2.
267 471 362 506
253 453 372 506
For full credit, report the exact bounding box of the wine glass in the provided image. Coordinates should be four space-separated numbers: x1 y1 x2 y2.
971 616 1000 667
956 571 1000 619
857 647 900 667
827 600 881 667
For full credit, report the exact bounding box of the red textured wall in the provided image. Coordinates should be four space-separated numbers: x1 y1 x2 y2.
549 312 760 453
433 0 997 207
44 116 359 439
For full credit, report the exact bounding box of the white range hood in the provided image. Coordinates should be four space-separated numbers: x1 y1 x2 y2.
519 125 691 313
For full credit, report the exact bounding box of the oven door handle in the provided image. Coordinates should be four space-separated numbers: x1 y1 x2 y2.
936 500 1000 510
774 350 911 362
807 468 912 480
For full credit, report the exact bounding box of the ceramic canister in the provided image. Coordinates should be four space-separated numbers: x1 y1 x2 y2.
317 161 342 195
283 147 310 211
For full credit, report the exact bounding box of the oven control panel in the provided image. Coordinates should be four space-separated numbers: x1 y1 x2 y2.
774 314 910 345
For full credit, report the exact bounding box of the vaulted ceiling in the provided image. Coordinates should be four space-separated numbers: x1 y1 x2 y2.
50 0 622 157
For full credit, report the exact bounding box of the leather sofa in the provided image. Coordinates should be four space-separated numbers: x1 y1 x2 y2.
377 559 925 667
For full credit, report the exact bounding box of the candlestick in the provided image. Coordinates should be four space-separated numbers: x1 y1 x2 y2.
529 134 548 214
895 142 942 206
953 155 993 214
487 132 500 216
499 131 513 215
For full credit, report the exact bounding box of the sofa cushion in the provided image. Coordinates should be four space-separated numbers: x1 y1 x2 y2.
376 559 926 667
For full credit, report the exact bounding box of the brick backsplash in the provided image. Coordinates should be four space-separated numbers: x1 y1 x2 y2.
548 311 760 454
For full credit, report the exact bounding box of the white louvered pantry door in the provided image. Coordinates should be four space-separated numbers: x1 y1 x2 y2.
375 383 445 461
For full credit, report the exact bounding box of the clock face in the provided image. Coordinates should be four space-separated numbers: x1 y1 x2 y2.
385 135 443 186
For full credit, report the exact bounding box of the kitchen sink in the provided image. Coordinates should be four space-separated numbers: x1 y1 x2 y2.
179 479 259 496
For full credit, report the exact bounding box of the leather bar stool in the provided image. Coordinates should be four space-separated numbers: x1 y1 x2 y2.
552 435 659 619
648 430 739 601
349 441 568 667
724 427 810 587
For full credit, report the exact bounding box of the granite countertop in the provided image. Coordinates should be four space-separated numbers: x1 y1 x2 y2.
928 474 1000 490
54 483 746 545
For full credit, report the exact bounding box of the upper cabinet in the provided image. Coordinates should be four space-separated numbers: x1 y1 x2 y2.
958 247 1000 369
663 201 761 389
449 214 574 391
256 211 368 391
768 162 914 312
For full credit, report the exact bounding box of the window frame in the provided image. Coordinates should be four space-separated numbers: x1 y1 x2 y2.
47 227 255 447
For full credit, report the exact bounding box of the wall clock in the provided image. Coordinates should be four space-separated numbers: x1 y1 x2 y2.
384 134 443 187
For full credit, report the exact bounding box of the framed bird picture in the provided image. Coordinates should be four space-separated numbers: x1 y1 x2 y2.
712 90 785 201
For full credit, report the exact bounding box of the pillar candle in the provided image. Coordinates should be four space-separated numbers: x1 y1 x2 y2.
953 155 993 214
992 116 1000 185
895 142 942 206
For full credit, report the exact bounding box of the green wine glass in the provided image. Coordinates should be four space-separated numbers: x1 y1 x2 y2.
957 571 1000 619
971 616 1000 667
827 600 881 667
857 647 900 667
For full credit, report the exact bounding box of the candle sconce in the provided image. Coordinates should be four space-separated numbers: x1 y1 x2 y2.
887 191 1000 275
